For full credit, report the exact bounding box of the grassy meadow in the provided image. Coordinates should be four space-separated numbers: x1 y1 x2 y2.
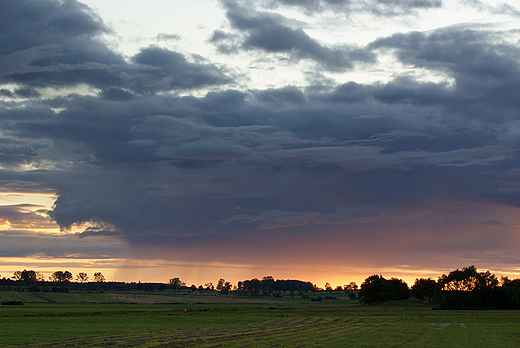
1 290 519 347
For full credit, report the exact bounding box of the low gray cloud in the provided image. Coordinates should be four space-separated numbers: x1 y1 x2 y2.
212 1 375 71
462 0 520 16
156 33 181 41
130 46 233 93
255 0 443 15
369 29 520 122
0 204 54 231
0 0 232 94
0 228 125 259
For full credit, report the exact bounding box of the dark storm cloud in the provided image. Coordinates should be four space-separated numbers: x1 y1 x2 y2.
100 87 134 101
0 0 232 93
36 67 518 245
76 225 121 239
0 228 125 259
0 0 123 87
213 0 375 71
130 46 233 93
0 0 109 53
2 0 520 273
9 21 517 238
369 29 520 120
0 87 41 99
253 86 306 106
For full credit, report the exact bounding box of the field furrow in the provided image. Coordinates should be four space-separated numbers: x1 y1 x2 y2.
12 316 401 348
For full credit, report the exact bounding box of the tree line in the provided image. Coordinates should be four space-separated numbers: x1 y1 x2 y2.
9 269 106 283
1 270 352 296
360 265 520 309
4 265 520 309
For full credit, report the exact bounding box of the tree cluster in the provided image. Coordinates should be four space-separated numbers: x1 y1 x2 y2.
359 275 410 303
358 266 520 309
413 265 520 309
238 276 315 296
12 270 45 283
411 266 520 309
0 269 111 293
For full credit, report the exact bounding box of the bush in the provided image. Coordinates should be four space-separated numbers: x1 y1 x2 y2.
51 286 69 293
2 300 23 305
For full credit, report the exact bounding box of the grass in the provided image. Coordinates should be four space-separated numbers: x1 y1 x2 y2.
1 291 519 347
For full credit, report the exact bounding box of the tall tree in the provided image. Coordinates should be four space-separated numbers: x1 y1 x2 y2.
13 270 43 283
344 282 358 291
325 282 332 292
359 275 410 303
49 271 73 282
438 265 498 292
76 272 89 283
223 281 232 294
411 278 437 301
169 277 185 291
93 272 106 282
438 266 499 309
216 278 225 292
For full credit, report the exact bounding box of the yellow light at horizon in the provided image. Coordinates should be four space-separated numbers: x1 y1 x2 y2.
0 191 57 208
0 256 124 282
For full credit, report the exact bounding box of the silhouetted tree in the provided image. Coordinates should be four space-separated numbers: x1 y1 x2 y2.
169 277 185 291
216 278 232 294
411 278 437 301
359 275 410 303
13 270 43 283
344 282 358 299
494 278 520 309
325 282 332 292
438 266 499 309
76 272 89 283
389 278 411 300
240 278 314 296
242 278 262 296
438 266 498 292
93 272 106 283
216 278 225 292
49 271 73 282
261 276 275 294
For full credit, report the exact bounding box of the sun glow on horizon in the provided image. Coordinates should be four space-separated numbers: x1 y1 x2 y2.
3 253 520 292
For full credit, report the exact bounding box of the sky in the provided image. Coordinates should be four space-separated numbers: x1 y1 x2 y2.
1 0 520 288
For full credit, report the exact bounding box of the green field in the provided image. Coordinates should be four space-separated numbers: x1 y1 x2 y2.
1 291 519 347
